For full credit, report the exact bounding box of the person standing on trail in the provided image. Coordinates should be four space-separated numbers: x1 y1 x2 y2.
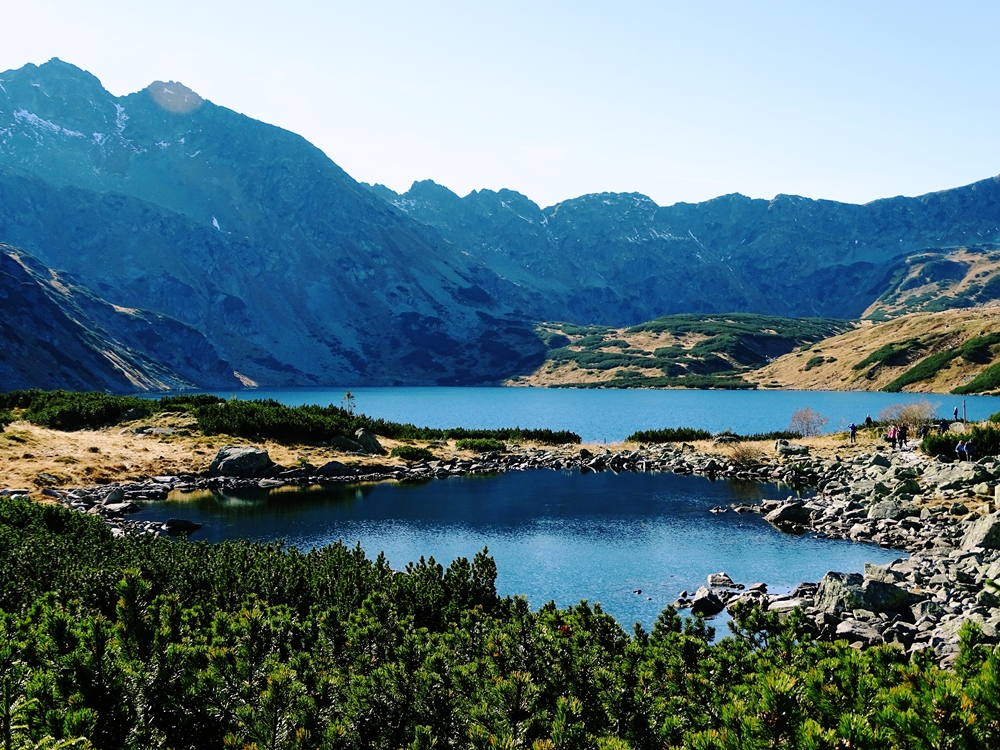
849 423 857 444
966 440 975 462
899 423 908 448
956 441 967 462
865 415 873 427
888 425 897 450
954 406 960 421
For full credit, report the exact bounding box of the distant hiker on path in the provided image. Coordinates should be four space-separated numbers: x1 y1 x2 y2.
954 406 960 421
849 423 857 444
966 440 976 462
865 415 873 427
956 441 968 462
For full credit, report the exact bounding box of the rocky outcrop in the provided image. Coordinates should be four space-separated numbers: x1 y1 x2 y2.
961 511 1000 550
0 246 241 392
209 446 273 478
354 429 386 456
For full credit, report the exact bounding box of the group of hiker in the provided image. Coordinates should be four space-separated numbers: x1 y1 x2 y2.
844 406 975 460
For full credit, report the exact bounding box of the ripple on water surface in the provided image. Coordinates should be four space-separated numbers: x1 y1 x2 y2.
134 469 903 630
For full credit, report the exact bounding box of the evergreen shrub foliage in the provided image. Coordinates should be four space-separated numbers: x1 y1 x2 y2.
455 438 506 453
625 427 712 443
0 390 581 445
389 445 436 462
920 424 1000 458
1 496 1000 749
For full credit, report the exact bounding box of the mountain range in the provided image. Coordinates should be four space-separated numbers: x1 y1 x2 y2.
2 58 999 392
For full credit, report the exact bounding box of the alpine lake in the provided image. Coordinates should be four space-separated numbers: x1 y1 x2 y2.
134 387 1000 632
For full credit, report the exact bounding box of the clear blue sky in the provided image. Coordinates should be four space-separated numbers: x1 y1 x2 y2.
3 1 999 208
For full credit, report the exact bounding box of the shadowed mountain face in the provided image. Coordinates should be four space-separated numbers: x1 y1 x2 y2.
369 177 1000 323
2 58 1000 392
0 59 545 388
0 244 241 392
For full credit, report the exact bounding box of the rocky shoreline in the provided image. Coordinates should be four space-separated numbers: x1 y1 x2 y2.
6 434 1000 664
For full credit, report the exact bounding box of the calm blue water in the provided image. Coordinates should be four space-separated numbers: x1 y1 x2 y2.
133 470 902 630
197 387 1000 444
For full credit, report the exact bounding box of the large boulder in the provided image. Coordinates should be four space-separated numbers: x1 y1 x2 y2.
316 460 355 477
861 579 909 613
868 500 908 520
209 446 273 477
707 572 739 589
775 440 809 456
690 586 725 617
764 501 812 527
330 435 365 452
354 428 386 455
814 572 865 612
961 511 1000 550
835 619 882 646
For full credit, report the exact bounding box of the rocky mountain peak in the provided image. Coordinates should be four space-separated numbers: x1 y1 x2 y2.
146 81 203 114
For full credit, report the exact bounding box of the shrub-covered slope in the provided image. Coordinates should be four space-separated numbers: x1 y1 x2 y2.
509 314 852 389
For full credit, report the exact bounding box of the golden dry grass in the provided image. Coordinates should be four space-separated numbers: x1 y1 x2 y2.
747 307 1000 393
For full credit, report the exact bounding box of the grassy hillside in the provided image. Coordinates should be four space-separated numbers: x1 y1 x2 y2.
863 244 1000 320
748 308 1000 394
508 314 852 389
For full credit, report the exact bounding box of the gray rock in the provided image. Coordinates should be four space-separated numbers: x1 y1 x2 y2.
775 440 809 456
870 454 892 469
911 600 945 621
105 487 125 503
835 619 882 646
814 572 865 612
868 500 907 521
354 428 386 455
330 435 365 452
690 586 725 617
961 511 1000 550
316 460 354 477
861 579 909 613
764 501 812 526
209 446 273 478
864 561 903 584
707 572 738 588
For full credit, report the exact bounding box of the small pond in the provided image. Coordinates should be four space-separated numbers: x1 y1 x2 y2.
133 469 903 631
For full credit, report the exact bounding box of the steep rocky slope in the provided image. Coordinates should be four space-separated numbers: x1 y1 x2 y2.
370 177 1000 323
0 244 240 391
0 59 545 387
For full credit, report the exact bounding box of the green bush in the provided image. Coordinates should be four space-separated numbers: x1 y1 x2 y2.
456 437 506 453
626 427 712 443
0 390 582 446
803 356 825 371
0 409 12 428
389 445 436 462
715 430 803 442
920 424 1000 458
953 362 1000 394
